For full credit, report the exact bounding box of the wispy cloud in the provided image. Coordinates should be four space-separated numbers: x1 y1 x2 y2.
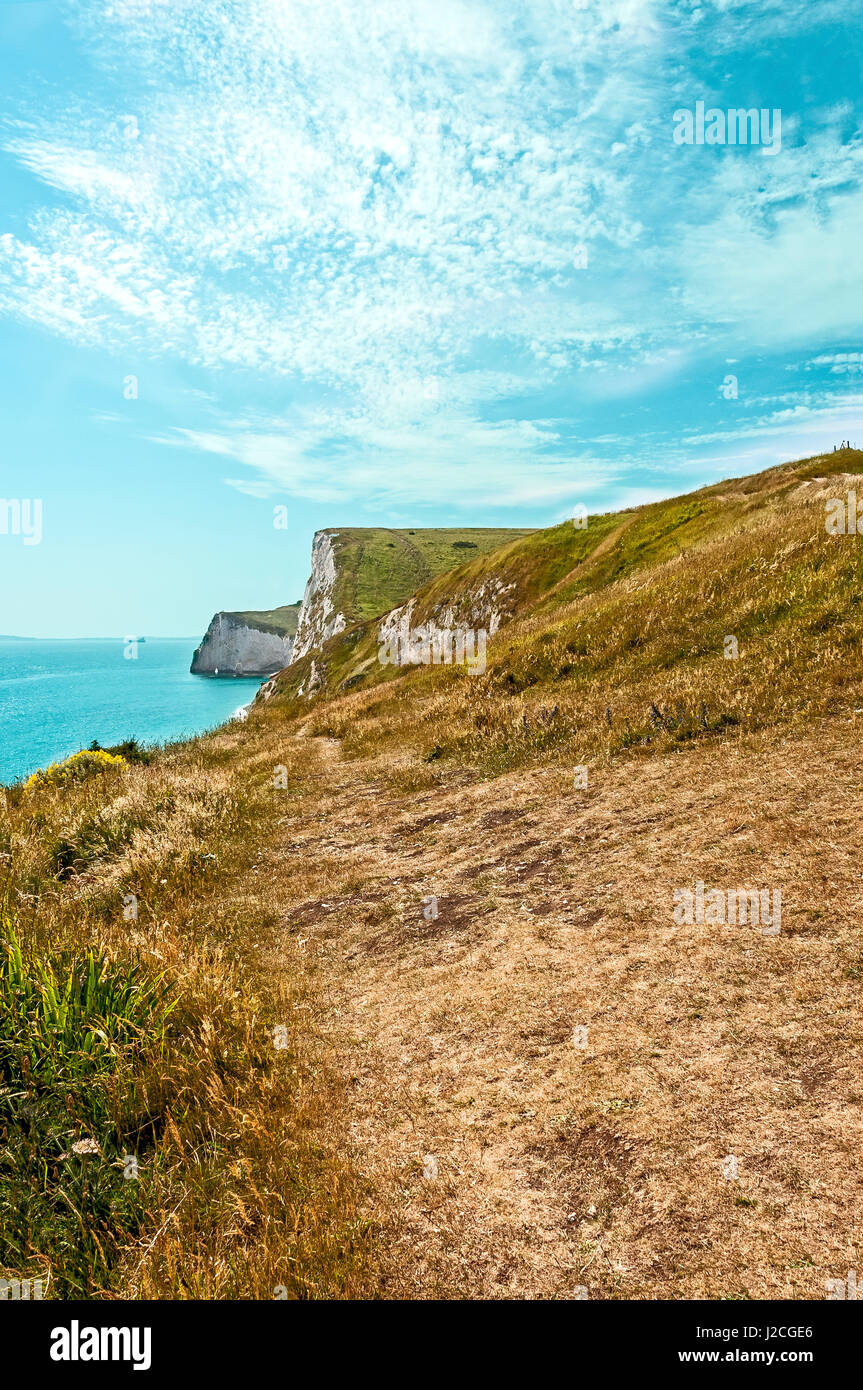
0 0 861 506
158 408 618 510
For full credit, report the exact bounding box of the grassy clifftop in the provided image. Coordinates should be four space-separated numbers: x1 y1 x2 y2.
317 527 535 626
226 603 302 637
271 447 863 717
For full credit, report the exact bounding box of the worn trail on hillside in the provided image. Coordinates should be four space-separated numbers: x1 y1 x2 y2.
261 717 863 1299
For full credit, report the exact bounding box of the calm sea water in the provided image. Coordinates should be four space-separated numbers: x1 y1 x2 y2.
0 639 264 785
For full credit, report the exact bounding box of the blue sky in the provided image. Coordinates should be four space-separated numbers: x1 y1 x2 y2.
0 0 861 637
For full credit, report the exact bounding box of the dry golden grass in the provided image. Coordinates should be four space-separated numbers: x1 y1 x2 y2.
1 732 380 1299
259 713 863 1299
5 455 863 1298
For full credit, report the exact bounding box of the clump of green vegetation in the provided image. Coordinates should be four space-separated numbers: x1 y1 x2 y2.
88 738 152 766
0 913 175 1295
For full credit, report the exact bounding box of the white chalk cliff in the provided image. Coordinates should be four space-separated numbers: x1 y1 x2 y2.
190 613 295 677
376 575 512 661
291 531 348 660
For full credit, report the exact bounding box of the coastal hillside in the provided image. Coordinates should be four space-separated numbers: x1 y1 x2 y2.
269 445 863 719
291 526 534 660
192 529 531 675
4 448 863 1300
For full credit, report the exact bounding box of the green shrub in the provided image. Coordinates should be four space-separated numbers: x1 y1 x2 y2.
0 915 175 1295
89 738 152 765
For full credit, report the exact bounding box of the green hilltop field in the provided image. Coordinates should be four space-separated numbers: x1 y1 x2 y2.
225 603 302 637
315 526 536 626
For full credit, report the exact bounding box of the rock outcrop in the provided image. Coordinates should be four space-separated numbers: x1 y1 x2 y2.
291 531 348 660
190 611 296 677
377 575 514 650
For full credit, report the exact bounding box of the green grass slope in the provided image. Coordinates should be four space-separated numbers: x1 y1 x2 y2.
266 448 863 747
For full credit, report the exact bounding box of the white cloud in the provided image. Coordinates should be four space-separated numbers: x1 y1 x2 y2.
159 405 619 509
0 0 662 385
0 0 860 509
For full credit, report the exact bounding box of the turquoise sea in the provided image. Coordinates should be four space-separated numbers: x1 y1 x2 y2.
0 638 264 785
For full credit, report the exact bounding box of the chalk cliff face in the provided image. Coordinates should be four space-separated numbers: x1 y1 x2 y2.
196 527 529 689
190 613 295 677
291 531 348 660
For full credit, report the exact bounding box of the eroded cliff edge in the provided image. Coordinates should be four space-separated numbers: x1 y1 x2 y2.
194 527 531 680
291 531 347 661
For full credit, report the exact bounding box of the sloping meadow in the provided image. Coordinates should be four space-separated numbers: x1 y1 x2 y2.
3 447 863 1298
272 451 863 782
